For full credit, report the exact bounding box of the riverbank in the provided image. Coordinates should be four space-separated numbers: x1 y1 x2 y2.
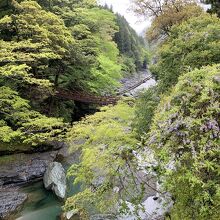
15 182 62 220
0 71 156 220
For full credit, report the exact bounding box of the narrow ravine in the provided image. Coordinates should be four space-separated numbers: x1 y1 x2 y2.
1 1 219 219
1 71 155 220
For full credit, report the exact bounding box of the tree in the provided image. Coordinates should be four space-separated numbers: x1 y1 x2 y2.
146 65 220 219
0 1 70 149
0 0 125 120
133 86 160 137
0 86 66 151
64 99 146 218
37 0 96 10
0 0 74 93
37 0 123 95
131 0 165 17
150 13 220 92
202 0 220 17
131 0 203 41
114 13 147 73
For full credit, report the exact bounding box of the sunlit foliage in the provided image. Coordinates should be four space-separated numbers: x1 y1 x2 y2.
151 13 220 92
65 100 143 217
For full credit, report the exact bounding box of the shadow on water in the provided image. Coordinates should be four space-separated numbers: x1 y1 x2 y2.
16 181 62 220
16 173 81 220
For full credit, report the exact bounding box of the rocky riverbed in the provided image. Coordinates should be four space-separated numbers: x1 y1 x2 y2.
119 70 156 97
0 150 58 219
0 190 27 219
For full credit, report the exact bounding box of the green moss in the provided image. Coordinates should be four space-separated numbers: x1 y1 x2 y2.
0 142 33 153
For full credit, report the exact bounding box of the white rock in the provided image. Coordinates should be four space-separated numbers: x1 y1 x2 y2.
66 209 78 219
43 162 66 199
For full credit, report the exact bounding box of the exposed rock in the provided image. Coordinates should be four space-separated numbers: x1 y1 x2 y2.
43 162 66 199
0 141 65 156
49 141 67 151
213 74 220 83
61 209 79 220
122 92 132 97
118 194 172 220
0 151 57 186
56 146 69 162
90 214 117 220
118 70 156 98
0 189 27 219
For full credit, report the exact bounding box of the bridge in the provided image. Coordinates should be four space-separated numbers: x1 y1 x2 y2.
55 75 152 105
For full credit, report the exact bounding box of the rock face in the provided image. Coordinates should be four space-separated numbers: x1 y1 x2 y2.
43 162 66 199
0 189 27 219
0 150 59 219
0 151 57 186
61 210 79 220
90 214 117 220
118 71 156 97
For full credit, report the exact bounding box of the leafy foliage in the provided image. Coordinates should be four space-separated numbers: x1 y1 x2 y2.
133 86 160 137
146 65 220 219
0 1 69 149
114 13 148 73
65 100 142 217
74 7 122 94
0 86 66 146
151 13 220 92
38 1 122 95
0 0 144 149
131 0 203 41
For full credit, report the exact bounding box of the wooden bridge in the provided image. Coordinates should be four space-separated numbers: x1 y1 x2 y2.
56 75 152 105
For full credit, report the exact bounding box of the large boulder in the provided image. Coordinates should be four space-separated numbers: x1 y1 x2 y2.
43 162 66 199
0 189 27 219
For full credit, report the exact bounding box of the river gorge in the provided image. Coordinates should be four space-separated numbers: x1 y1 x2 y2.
0 71 159 220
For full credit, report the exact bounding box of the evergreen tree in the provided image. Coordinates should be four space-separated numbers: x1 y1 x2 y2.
114 13 148 73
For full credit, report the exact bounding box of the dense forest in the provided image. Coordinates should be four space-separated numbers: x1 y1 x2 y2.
0 0 147 151
0 0 219 220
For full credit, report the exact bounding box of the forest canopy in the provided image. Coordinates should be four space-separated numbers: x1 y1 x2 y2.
0 0 148 151
0 0 219 220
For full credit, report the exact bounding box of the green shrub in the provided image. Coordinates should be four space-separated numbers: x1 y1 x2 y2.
65 99 140 216
146 65 220 219
151 14 220 93
133 86 160 137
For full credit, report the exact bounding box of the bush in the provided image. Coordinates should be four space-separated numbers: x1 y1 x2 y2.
146 65 220 219
151 14 220 93
133 86 160 137
65 99 140 216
